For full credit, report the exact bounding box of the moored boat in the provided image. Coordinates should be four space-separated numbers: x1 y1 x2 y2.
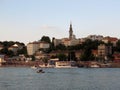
31 65 38 69
90 64 100 68
55 61 77 68
36 69 45 73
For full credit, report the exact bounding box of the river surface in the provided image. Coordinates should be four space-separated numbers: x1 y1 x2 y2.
0 67 120 90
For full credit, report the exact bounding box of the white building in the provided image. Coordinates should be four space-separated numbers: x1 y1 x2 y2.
8 44 24 55
98 44 112 58
27 41 50 55
87 35 103 41
39 41 50 49
27 42 39 55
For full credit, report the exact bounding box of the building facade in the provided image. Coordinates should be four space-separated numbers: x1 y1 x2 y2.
27 42 40 55
98 44 112 61
102 36 118 46
27 41 50 55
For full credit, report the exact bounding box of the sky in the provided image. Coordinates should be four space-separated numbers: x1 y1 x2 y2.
0 0 120 44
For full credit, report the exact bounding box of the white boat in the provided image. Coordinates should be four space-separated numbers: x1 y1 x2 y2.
31 65 38 69
90 64 100 68
55 61 77 68
36 69 45 73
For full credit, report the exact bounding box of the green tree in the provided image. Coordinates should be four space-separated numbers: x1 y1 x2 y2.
42 57 48 64
17 46 27 55
0 48 8 54
7 50 14 57
68 51 76 61
81 39 104 50
55 44 66 51
31 55 35 61
0 48 14 57
80 48 94 61
114 40 120 53
57 53 67 61
40 36 51 43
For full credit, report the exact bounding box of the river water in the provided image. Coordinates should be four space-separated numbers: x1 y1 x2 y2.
0 67 120 90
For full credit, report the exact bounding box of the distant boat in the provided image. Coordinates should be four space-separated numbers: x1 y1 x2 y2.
90 64 100 68
31 65 38 69
55 61 77 68
36 69 45 73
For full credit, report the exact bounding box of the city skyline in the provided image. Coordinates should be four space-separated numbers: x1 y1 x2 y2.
0 0 120 44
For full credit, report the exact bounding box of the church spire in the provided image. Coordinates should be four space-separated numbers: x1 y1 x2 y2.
69 22 73 39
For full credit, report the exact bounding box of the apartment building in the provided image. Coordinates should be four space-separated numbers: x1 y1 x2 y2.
27 41 50 55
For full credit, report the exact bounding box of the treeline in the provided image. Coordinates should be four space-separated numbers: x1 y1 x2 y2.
0 41 27 57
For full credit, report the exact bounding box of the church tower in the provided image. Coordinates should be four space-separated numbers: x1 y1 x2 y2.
69 23 73 39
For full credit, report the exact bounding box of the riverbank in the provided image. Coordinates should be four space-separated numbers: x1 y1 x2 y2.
77 61 120 68
1 61 120 68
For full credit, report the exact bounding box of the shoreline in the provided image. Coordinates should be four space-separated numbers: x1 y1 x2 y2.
1 65 120 68
1 61 120 68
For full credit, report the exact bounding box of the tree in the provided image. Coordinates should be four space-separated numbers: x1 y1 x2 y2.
0 48 14 57
40 36 51 43
57 53 67 61
55 44 66 51
82 39 104 50
42 57 48 65
7 50 14 57
68 51 76 61
0 47 9 55
80 48 95 61
114 40 120 52
50 37 55 51
31 55 35 61
17 46 27 55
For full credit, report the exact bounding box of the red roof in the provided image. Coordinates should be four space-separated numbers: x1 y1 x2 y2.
92 50 98 55
0 45 3 47
103 37 118 42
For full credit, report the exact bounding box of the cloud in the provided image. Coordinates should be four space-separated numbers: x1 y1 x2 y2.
38 25 67 39
40 25 59 30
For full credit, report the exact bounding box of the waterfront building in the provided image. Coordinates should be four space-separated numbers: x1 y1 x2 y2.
27 41 50 55
27 42 39 55
98 44 112 62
